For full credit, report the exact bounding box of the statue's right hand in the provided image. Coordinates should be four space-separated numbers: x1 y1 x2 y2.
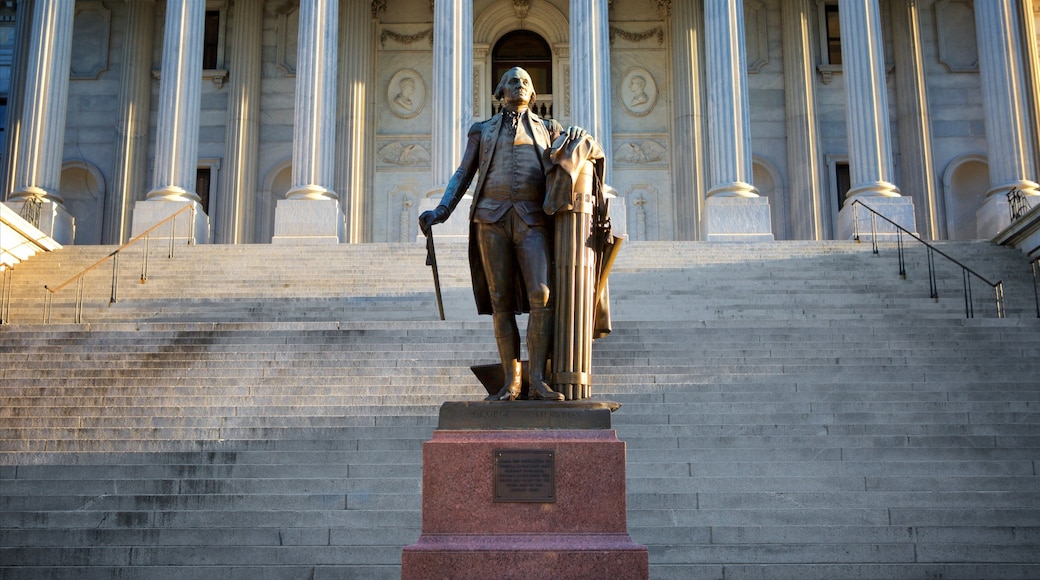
419 206 449 233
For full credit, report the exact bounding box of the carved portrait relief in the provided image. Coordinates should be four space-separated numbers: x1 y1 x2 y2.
619 67 657 117
387 69 426 119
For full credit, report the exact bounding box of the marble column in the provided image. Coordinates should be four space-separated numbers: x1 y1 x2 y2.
131 0 209 243
3 0 75 244
782 0 826 240
431 0 473 185
217 0 262 244
273 0 343 243
668 0 705 241
891 0 939 239
106 0 155 245
0 0 34 203
836 0 915 240
337 0 375 244
703 0 771 241
570 0 613 184
973 0 1039 238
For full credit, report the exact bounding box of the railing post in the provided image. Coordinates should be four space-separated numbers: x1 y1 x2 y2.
76 277 85 324
994 282 1005 319
110 252 120 304
962 269 974 319
927 246 938 300
1 269 10 324
870 212 879 254
141 235 150 283
43 286 51 324
897 229 906 279
169 216 177 259
853 202 861 241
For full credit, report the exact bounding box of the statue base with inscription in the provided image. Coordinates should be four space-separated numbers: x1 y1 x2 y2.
400 401 648 579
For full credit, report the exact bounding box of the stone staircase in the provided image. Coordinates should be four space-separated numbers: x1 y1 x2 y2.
1 240 1039 579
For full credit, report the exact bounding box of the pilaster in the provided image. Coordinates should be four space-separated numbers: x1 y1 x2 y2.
274 0 343 243
891 0 940 239
974 1 1040 238
4 0 75 244
782 0 826 240
337 0 376 244
669 0 705 241
217 0 262 244
836 0 915 240
106 0 155 244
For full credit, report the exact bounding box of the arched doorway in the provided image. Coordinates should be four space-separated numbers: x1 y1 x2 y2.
491 30 554 118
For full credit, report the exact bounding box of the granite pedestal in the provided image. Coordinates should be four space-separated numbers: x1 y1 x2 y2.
401 401 648 580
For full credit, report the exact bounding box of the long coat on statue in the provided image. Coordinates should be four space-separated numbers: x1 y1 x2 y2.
436 109 564 315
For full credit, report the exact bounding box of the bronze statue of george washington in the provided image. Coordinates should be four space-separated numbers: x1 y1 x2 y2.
418 67 591 402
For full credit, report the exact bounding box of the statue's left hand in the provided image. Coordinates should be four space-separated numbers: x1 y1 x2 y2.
565 126 588 141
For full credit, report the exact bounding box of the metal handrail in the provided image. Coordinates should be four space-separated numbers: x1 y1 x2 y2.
43 204 196 323
851 199 1005 318
1008 187 1031 222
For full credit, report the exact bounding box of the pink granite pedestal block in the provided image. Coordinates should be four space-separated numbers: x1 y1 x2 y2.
401 403 648 579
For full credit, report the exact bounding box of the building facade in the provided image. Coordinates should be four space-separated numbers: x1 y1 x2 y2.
1 0 1038 246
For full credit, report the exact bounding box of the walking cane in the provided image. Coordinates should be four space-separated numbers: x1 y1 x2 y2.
422 224 446 321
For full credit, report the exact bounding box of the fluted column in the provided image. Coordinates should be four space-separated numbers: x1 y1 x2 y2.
130 0 209 242
273 0 343 243
337 0 375 243
0 0 34 203
836 0 915 239
217 0 262 244
704 0 755 199
669 0 705 241
974 0 1039 237
667 1 705 240
702 0 771 240
782 0 825 240
431 0 472 184
106 0 155 244
3 0 74 244
148 0 205 202
287 0 338 200
570 0 612 184
891 0 939 239
839 0 898 201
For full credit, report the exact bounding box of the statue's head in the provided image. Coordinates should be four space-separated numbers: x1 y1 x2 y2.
494 67 536 107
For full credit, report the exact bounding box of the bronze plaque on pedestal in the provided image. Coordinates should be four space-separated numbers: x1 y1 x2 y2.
493 449 555 503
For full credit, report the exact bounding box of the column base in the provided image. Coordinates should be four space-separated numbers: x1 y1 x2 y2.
3 200 75 245
838 196 916 241
975 194 1037 239
271 198 344 244
130 200 210 244
704 196 774 241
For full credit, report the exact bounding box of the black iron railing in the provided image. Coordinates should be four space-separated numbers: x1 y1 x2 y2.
42 204 195 324
1008 187 1032 222
851 199 1005 318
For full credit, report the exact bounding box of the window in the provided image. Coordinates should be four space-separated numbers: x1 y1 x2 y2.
492 30 553 117
196 167 211 214
203 10 220 70
835 162 851 209
824 4 842 65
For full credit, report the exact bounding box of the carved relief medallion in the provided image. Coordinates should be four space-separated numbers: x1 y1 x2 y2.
619 67 657 117
387 69 427 119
